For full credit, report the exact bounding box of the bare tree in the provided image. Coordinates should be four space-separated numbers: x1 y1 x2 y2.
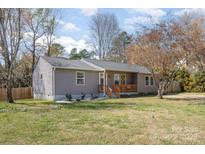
126 18 185 98
23 8 50 74
176 11 205 71
44 9 60 56
0 9 23 103
89 13 119 59
14 53 33 87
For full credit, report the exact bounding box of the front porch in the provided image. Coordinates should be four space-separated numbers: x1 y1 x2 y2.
98 84 137 93
98 71 138 98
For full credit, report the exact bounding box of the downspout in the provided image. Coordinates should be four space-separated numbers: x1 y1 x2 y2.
103 70 106 96
52 67 56 100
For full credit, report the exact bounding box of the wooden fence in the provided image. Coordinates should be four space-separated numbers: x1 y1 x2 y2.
164 81 181 94
0 87 32 101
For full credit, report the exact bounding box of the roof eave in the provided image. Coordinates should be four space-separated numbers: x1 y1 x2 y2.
104 69 151 74
53 66 102 71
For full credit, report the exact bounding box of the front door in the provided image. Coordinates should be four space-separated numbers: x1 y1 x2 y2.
114 74 126 85
114 74 120 85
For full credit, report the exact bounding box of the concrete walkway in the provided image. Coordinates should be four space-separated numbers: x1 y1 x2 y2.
164 93 205 100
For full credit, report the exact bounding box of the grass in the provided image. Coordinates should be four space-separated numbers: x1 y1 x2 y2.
0 96 205 144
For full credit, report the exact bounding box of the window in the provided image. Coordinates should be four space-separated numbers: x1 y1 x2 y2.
99 73 104 85
150 77 154 86
114 74 120 85
145 76 154 86
76 71 85 85
145 76 149 86
40 74 43 80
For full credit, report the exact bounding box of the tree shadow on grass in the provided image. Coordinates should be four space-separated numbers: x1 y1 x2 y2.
16 100 54 106
166 98 205 101
165 97 205 106
60 101 145 110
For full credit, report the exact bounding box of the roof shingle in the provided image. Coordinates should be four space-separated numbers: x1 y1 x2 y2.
41 56 101 71
41 56 151 74
83 59 150 74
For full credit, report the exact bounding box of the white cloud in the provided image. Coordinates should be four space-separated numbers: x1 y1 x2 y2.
57 19 65 25
62 22 80 31
55 36 91 53
57 20 80 31
124 8 166 30
174 8 205 16
131 8 166 18
124 16 154 30
81 8 97 16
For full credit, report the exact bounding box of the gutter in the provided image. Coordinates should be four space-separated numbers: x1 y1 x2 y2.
52 66 102 72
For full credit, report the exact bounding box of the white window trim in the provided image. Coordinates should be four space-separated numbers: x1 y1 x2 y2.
145 76 150 86
150 76 154 86
99 72 104 85
145 76 155 86
76 71 85 85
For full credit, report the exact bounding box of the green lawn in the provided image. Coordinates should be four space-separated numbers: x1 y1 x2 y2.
0 96 205 144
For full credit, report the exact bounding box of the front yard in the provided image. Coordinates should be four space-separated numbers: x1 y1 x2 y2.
0 96 205 144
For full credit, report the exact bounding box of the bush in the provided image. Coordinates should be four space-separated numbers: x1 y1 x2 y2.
65 93 72 101
175 68 205 92
175 68 190 92
192 71 205 92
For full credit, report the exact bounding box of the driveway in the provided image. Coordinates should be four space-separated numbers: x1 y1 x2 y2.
164 93 205 100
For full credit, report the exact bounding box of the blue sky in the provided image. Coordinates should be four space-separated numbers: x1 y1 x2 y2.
54 8 190 53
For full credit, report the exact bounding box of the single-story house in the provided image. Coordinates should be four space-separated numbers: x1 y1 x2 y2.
33 56 157 100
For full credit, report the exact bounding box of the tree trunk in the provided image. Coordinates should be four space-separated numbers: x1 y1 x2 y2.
6 74 14 103
158 89 163 99
31 38 36 74
158 81 165 99
47 45 51 56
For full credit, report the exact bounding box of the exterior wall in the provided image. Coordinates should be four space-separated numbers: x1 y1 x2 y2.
32 57 158 100
55 68 99 100
137 73 157 93
33 57 54 99
106 71 137 87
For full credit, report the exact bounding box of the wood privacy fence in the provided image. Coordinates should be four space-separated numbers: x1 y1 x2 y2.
0 87 32 101
164 81 181 94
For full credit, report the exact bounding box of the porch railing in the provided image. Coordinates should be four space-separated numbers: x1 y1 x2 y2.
112 84 137 93
98 84 137 94
112 85 120 98
98 85 112 98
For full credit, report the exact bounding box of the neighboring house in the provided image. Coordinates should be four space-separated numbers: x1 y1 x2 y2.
33 56 157 100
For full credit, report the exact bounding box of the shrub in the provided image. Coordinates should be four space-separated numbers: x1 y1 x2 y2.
175 68 190 92
192 71 205 92
65 93 72 101
175 68 205 92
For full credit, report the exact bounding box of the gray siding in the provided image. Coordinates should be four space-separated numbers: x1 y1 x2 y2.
55 69 99 97
33 57 158 100
33 57 54 99
137 73 157 93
